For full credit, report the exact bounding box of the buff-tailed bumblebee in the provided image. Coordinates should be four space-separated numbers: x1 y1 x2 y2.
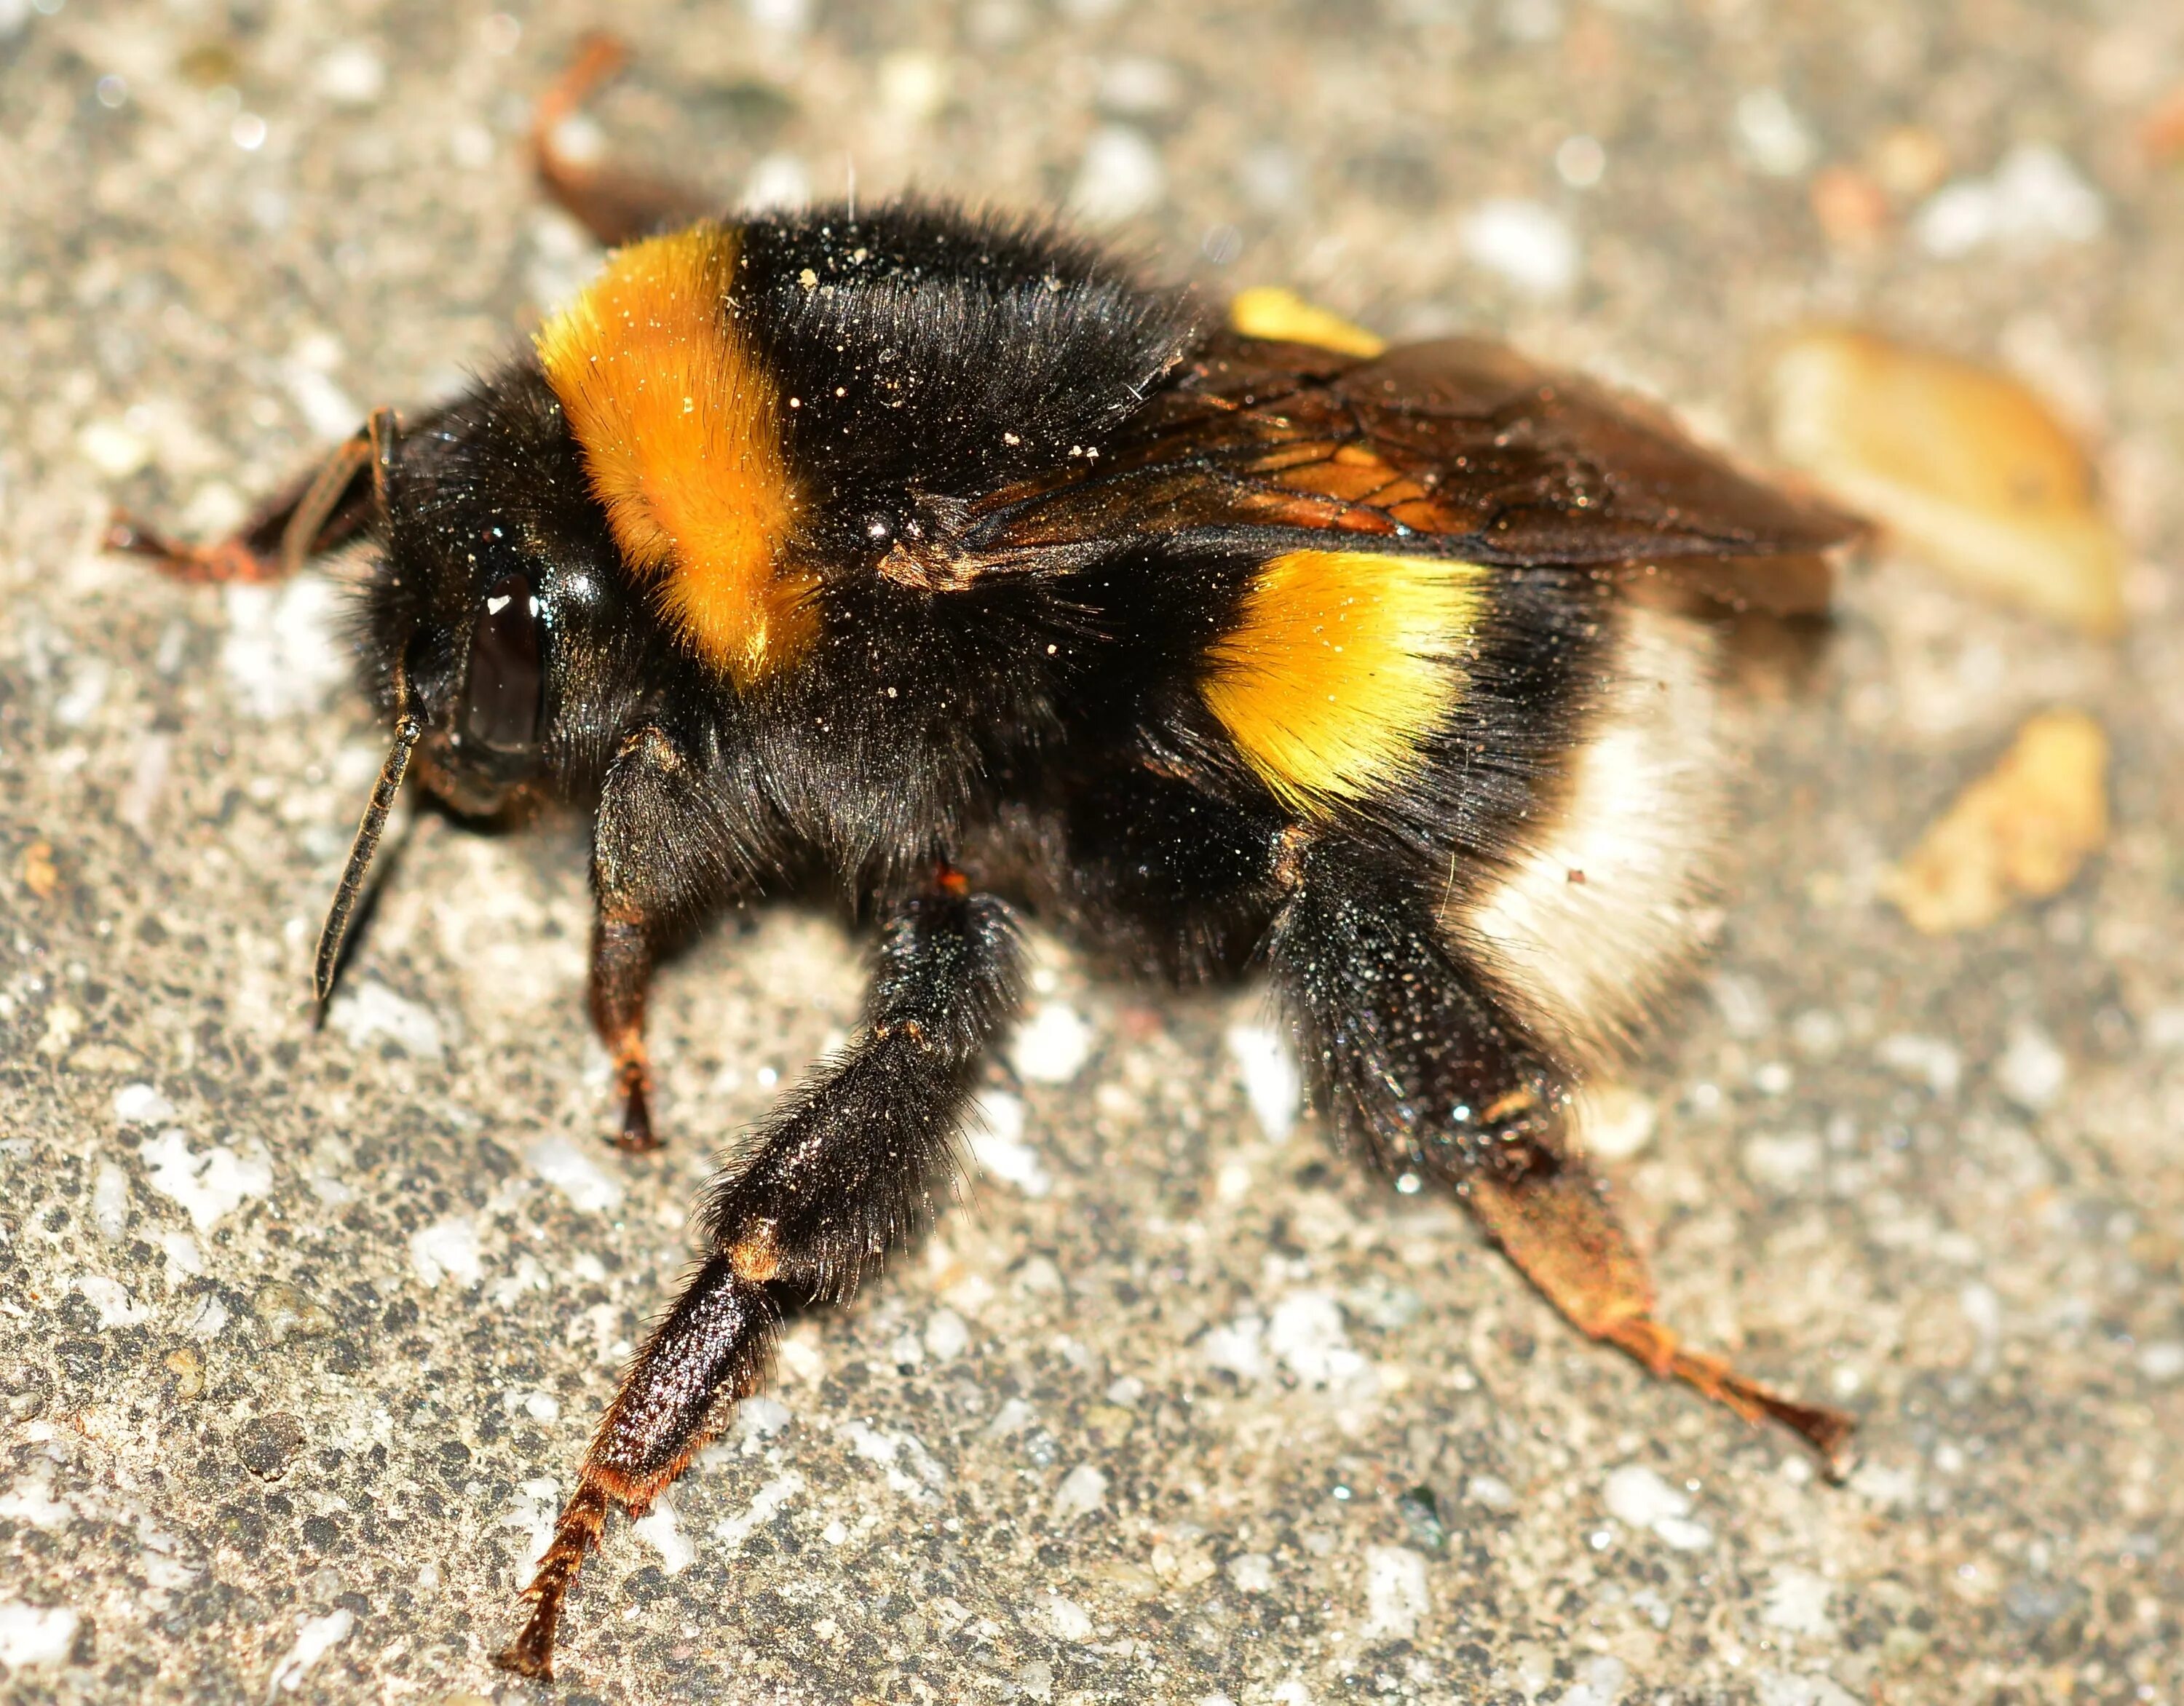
113 36 1859 1681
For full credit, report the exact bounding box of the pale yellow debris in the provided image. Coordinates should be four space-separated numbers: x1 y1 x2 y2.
1768 328 2125 637
1880 708 2110 935
1227 286 1388 358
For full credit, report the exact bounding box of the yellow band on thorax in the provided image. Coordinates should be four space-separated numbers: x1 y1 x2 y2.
534 224 812 686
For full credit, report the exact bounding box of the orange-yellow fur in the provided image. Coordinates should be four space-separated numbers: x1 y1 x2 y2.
534 224 812 686
1200 550 1483 816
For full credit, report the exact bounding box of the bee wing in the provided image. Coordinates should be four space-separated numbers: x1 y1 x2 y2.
957 333 1858 613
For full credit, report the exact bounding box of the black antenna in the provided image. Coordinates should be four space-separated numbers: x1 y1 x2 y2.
314 715 420 1004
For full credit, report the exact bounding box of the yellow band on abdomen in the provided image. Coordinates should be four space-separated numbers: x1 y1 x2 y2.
1200 549 1484 817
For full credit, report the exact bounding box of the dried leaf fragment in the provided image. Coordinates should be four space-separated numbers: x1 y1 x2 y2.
1227 286 1387 357
1880 708 2109 935
1768 329 2125 635
20 841 58 900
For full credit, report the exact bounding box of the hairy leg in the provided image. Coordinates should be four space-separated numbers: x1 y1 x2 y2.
108 407 400 582
1267 833 1855 1472
531 32 715 248
587 724 767 1151
496 881 1024 1678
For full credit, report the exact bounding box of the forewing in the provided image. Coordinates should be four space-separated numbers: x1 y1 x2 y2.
946 333 1855 611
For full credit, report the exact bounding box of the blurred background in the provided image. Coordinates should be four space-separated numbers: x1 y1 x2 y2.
1 1 2180 1702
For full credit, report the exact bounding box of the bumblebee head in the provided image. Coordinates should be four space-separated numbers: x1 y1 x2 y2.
318 376 641 996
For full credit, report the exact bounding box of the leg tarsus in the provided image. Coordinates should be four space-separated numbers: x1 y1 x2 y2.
106 510 288 583
108 418 384 584
1465 1166 1859 1478
531 32 713 247
614 1074 657 1154
494 1477 612 1680
1601 1319 1859 1479
590 907 662 1151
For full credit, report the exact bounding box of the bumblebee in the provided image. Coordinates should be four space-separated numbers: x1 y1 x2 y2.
119 41 1857 1681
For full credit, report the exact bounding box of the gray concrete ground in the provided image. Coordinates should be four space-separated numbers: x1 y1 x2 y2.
2 1 2180 1702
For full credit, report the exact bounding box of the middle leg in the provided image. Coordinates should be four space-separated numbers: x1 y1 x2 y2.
496 880 1025 1679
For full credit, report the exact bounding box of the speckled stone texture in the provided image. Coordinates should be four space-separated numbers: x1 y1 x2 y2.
2 2 2180 1703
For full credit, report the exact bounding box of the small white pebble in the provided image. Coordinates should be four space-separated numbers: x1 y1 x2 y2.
1200 1315 1265 1381
631 1496 694 1574
1042 1595 1094 1641
0 1604 81 1669
1457 198 1578 298
1875 1033 1961 1098
739 1395 793 1438
407 1216 481 1290
1743 1130 1823 1191
1916 143 2105 258
220 579 350 720
1762 1566 1837 1637
1995 1023 2068 1111
1010 1003 1093 1084
78 420 150 478
743 153 812 213
1555 133 1606 189
112 1082 175 1125
141 1132 272 1232
968 1090 1051 1198
1710 972 1772 1039
1572 1082 1654 1159
1465 1474 1516 1511
1361 1545 1430 1640
713 1472 805 1549
923 1309 970 1362
266 1609 354 1694
527 1135 624 1213
314 42 384 105
1051 1463 1108 1523
1603 1464 1690 1528
1224 1021 1299 1140
326 980 443 1061
1225 1552 1275 1593
92 1163 130 1240
877 50 949 123
1069 125 1166 225
1733 87 1816 177
1266 1291 1367 1387
1559 1654 1630 1706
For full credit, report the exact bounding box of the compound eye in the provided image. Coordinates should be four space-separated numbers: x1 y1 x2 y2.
462 574 542 755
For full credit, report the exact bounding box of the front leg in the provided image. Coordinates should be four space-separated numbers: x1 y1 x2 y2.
589 723 761 1151
496 879 1025 1679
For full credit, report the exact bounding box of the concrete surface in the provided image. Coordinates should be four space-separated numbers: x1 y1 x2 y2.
2 1 2180 1702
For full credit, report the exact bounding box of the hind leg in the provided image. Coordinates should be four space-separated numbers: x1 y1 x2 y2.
1266 832 1855 1472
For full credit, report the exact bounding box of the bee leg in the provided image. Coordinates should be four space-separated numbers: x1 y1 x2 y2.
587 723 759 1153
106 416 384 582
1463 1163 1859 1477
589 907 660 1153
495 884 1024 1679
531 32 714 248
1267 834 1856 1476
